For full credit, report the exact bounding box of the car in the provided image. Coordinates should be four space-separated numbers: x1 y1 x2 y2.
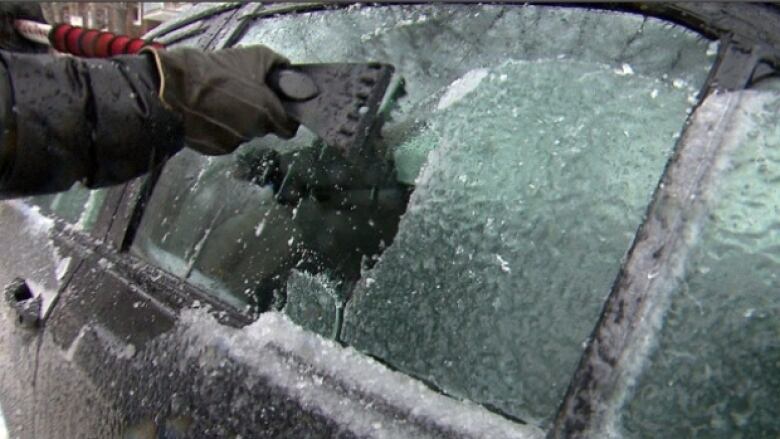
1 2 779 438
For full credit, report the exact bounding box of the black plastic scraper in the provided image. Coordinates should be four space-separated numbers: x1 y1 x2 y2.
267 63 395 164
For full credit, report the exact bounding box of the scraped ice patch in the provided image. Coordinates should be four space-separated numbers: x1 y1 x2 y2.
284 270 343 338
437 68 489 111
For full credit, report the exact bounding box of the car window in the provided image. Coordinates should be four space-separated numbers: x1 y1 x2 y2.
621 90 780 437
28 185 107 230
131 4 715 424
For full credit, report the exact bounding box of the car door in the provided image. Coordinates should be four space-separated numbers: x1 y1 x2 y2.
1 3 779 438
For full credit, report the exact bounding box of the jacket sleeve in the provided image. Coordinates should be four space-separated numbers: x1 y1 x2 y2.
0 50 184 199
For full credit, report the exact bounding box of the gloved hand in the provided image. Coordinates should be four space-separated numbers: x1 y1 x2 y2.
144 46 300 155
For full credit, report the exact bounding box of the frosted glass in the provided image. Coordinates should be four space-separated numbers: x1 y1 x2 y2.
342 56 705 424
132 5 716 424
284 270 345 339
228 5 717 424
622 92 780 438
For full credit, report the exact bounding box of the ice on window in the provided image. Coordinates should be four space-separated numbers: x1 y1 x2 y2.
343 56 706 424
133 4 716 425
242 5 712 185
620 91 780 437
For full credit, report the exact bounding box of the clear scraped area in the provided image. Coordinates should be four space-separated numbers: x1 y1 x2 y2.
621 91 780 437
131 4 716 427
28 184 107 231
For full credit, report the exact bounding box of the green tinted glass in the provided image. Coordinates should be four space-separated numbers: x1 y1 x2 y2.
28 185 107 230
242 5 715 424
132 4 716 425
623 91 780 437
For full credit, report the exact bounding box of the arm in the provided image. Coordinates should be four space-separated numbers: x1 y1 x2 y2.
0 46 298 199
0 50 183 198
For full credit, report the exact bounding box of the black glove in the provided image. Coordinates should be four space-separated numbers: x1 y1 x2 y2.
144 46 300 155
0 2 48 53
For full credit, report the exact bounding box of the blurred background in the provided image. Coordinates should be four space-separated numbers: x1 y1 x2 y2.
40 2 195 37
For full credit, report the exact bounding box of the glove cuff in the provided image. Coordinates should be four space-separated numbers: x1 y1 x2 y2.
143 46 299 155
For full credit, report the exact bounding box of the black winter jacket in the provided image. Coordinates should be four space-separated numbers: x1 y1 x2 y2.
0 50 183 198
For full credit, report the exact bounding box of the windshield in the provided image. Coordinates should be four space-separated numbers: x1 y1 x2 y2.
131 4 716 425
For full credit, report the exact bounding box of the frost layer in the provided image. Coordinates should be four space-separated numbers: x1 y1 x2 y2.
284 270 343 338
342 57 701 424
241 4 714 425
621 91 780 438
125 4 717 425
240 5 713 185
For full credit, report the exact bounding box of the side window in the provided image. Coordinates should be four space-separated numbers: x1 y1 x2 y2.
131 4 716 424
621 90 780 437
28 185 107 231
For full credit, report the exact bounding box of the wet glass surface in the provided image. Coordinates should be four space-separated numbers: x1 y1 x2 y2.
28 185 107 230
342 56 707 424
131 4 715 425
622 92 780 437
